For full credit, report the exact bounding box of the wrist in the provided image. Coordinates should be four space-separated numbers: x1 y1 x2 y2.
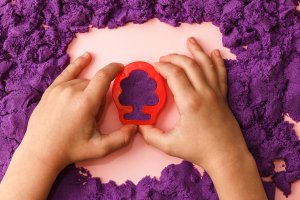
198 145 254 174
0 138 65 200
200 148 267 200
204 149 256 179
17 136 67 173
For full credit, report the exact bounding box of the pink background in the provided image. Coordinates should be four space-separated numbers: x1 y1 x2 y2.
67 19 300 199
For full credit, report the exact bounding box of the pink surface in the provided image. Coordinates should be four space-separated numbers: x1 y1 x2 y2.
67 19 300 199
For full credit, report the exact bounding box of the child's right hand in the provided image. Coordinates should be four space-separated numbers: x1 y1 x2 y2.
140 37 250 170
140 38 267 200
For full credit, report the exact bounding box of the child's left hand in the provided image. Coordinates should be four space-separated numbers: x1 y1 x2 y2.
22 52 137 170
0 52 137 200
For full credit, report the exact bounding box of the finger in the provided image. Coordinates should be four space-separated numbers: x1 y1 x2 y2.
96 97 106 122
139 125 174 155
160 54 207 91
88 125 137 158
154 62 195 111
60 78 89 88
58 79 89 92
72 80 89 91
84 63 123 111
187 37 219 91
51 52 92 87
211 50 227 98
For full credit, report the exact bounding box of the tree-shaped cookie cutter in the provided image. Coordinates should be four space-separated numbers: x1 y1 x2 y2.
112 61 166 125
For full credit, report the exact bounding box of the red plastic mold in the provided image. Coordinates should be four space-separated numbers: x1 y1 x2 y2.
112 61 166 125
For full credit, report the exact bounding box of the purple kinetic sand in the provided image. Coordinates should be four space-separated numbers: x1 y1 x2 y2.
119 70 158 120
0 0 299 199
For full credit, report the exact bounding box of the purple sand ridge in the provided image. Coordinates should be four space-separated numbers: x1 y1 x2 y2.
0 0 299 199
119 70 158 121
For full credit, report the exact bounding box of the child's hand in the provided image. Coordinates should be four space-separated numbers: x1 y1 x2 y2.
0 53 138 200
22 53 137 169
140 38 249 170
140 38 267 200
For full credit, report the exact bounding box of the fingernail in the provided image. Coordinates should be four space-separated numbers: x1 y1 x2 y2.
83 52 90 58
189 37 197 44
214 50 221 58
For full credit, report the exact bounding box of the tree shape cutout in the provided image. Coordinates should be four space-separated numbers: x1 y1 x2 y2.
119 70 159 120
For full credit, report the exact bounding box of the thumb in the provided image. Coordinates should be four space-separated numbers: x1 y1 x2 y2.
89 125 137 158
139 125 174 155
84 63 124 113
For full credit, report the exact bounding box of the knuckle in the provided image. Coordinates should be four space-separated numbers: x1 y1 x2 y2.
61 67 72 77
163 142 175 156
209 64 216 71
99 143 110 156
220 80 228 89
52 85 64 93
197 52 211 63
95 70 110 81
170 67 185 77
61 86 76 97
73 57 84 65
216 55 225 62
220 73 228 82
208 64 218 75
78 96 90 110
186 59 197 68
216 59 224 67
81 95 92 105
194 50 207 58
163 144 173 155
203 88 218 101
143 134 152 145
183 94 200 111
122 134 130 146
96 149 107 158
